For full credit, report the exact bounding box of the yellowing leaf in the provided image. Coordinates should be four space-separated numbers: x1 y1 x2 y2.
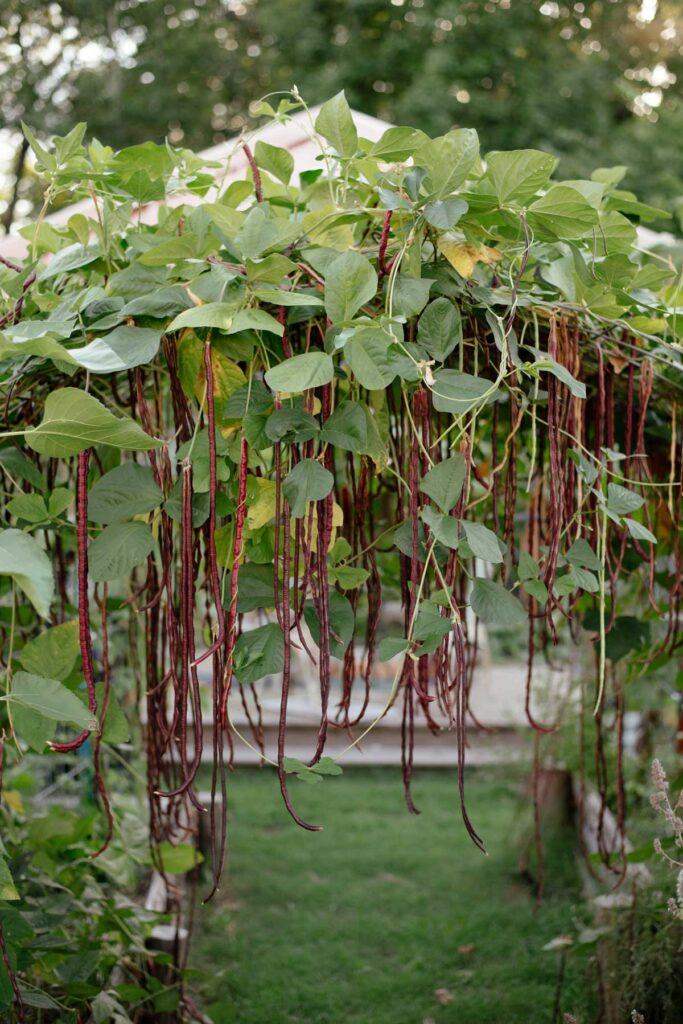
246 477 276 530
3 790 24 814
438 238 502 279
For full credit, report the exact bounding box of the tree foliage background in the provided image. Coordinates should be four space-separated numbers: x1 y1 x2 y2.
1 0 682 232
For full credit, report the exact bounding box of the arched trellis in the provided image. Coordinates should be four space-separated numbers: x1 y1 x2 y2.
0 93 681 1017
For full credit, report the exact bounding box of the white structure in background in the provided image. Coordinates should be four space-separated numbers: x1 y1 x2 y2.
1 107 391 261
3 107 574 764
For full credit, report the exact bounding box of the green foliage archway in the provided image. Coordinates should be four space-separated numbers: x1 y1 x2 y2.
0 91 681 1019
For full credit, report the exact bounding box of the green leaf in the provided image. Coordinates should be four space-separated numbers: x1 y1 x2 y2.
236 564 277 613
26 388 162 457
413 602 452 652
344 325 396 390
607 482 644 517
253 288 324 307
624 518 656 544
157 842 203 875
311 756 342 776
329 565 370 589
233 623 284 683
566 538 601 572
417 128 479 196
569 565 599 593
582 612 650 662
265 352 334 393
245 253 298 283
96 683 130 744
422 199 468 230
4 672 96 730
0 529 54 618
0 857 19 901
485 149 558 204
68 326 161 373
527 185 599 239
18 621 80 681
265 408 320 444
518 551 540 580
390 275 433 319
431 370 498 415
167 303 235 332
419 455 466 512
368 126 428 160
418 298 462 362
378 637 409 660
230 308 284 336
462 522 505 564
6 494 48 524
39 243 100 279
532 358 586 399
48 488 74 518
315 91 358 158
420 506 460 549
304 591 354 659
554 574 576 597
88 463 164 524
12 704 56 753
523 578 548 604
254 139 294 184
325 251 377 323
318 401 384 459
282 459 334 518
88 522 156 581
470 578 526 626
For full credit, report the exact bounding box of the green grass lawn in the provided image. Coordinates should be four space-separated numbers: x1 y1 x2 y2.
190 766 595 1024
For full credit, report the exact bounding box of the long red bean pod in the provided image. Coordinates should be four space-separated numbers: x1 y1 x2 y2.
219 434 249 727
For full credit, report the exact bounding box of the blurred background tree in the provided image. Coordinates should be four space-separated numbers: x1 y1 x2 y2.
1 0 682 231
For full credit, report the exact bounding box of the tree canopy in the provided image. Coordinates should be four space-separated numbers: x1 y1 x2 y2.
2 0 683 231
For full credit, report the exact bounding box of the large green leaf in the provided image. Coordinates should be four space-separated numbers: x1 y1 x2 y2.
485 149 558 204
462 522 505 564
418 298 462 362
0 529 54 618
418 455 466 512
304 591 354 659
527 185 599 239
282 459 334 518
254 139 294 184
390 275 433 319
68 326 161 373
236 564 277 613
17 621 80 681
417 128 479 196
470 578 526 626
607 482 644 517
4 672 96 730
88 463 163 524
344 325 396 390
233 622 284 683
26 389 162 457
324 251 377 323
168 303 236 332
314 91 358 158
88 522 156 581
265 352 334 393
431 370 498 415
318 401 384 459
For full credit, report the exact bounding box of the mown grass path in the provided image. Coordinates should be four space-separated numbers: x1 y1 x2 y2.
192 767 594 1024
